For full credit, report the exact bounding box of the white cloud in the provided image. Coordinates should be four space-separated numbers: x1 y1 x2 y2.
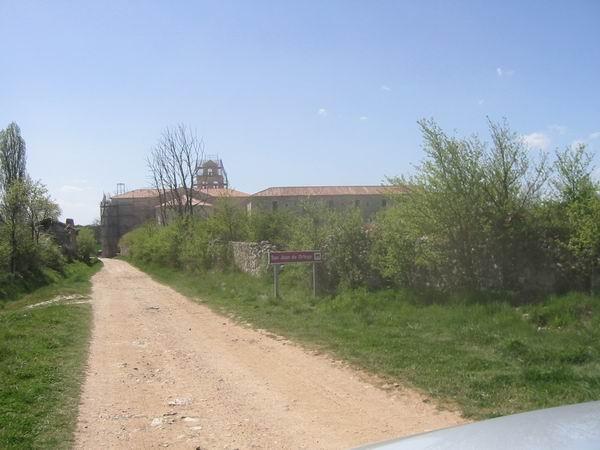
380 85 391 91
60 185 85 192
522 132 550 150
359 116 368 121
589 131 600 140
548 124 567 135
567 132 600 150
496 67 515 77
317 108 327 117
477 99 485 106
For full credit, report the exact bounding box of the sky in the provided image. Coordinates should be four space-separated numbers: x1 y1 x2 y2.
1 0 599 224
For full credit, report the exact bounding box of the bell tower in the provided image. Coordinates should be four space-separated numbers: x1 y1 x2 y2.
196 155 229 189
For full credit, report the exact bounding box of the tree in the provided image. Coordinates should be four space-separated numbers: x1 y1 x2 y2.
147 124 205 223
207 197 249 242
25 178 61 243
553 144 596 203
0 123 29 273
1 180 32 273
382 118 552 293
549 144 600 290
77 228 97 264
0 122 27 195
481 120 549 290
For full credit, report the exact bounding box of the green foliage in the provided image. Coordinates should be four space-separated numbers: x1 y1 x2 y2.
379 119 596 297
0 261 100 448
76 228 97 263
128 118 598 297
248 209 292 245
0 122 66 298
206 198 249 242
0 122 27 194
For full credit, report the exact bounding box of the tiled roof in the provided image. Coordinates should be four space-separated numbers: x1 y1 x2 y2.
112 189 159 199
251 185 405 197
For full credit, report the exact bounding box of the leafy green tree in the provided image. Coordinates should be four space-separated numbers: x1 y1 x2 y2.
25 178 61 242
0 122 27 194
0 123 29 274
207 198 249 242
248 210 292 246
0 180 31 273
549 144 600 290
480 120 549 291
381 119 551 293
77 228 97 264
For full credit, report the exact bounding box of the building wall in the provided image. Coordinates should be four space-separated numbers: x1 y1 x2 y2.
247 194 389 220
100 196 161 257
196 160 227 188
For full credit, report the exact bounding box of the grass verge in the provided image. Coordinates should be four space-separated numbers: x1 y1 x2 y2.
128 259 600 420
0 260 102 449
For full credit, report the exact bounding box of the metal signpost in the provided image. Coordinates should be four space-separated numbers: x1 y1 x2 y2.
268 251 322 298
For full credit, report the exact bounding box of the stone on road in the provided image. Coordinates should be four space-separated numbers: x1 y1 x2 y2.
75 259 464 449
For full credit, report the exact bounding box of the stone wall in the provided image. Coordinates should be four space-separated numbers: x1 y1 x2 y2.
230 241 277 276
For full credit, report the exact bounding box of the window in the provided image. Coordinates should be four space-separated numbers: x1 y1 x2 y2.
207 168 213 176
382 199 387 207
272 200 278 211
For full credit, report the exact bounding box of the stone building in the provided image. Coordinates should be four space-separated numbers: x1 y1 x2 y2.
155 188 249 225
100 156 402 256
100 189 162 257
246 185 404 220
196 156 228 189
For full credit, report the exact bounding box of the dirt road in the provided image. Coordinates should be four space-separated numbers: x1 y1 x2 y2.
75 259 464 449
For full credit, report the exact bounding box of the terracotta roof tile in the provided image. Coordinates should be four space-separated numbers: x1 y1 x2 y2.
251 185 405 197
112 189 159 199
195 187 249 198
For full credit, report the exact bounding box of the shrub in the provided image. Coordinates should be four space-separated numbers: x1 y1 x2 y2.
76 228 97 264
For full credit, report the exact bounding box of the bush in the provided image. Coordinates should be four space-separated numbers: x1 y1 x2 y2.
76 228 97 264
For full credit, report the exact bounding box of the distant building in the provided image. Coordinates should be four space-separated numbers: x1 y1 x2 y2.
155 188 249 225
100 156 401 256
196 156 228 189
246 185 404 220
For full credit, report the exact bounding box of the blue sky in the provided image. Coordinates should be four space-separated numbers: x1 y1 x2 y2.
1 1 599 224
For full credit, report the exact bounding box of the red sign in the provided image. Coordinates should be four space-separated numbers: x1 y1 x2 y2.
269 251 322 264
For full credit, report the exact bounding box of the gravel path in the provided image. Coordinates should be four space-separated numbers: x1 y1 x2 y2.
74 258 464 449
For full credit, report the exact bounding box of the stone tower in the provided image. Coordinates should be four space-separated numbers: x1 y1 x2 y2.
196 156 229 189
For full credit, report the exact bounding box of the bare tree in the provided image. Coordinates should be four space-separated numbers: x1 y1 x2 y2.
147 125 204 223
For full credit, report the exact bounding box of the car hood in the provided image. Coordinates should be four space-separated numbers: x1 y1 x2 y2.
355 401 600 450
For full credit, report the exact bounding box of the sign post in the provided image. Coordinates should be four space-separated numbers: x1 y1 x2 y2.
268 250 322 298
312 262 317 298
273 263 280 298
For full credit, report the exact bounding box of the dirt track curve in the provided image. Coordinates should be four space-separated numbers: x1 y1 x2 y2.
74 259 464 449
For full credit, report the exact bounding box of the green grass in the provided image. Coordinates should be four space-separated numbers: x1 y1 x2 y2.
0 261 102 449
129 259 600 420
